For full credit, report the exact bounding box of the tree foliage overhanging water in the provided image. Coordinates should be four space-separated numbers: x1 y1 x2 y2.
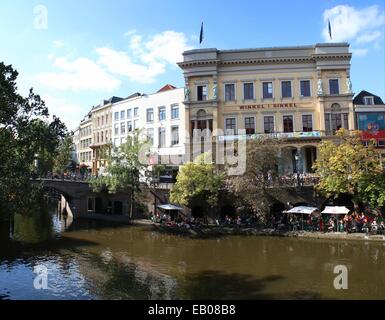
0 62 67 219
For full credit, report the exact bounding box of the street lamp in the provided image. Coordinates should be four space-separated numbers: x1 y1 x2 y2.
34 153 39 178
295 151 300 190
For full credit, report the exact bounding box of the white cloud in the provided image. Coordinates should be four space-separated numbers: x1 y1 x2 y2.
124 29 137 37
99 30 193 84
37 56 121 92
37 30 193 92
53 40 64 48
42 95 86 131
356 30 382 44
96 47 165 84
351 48 369 57
322 5 385 56
142 31 193 65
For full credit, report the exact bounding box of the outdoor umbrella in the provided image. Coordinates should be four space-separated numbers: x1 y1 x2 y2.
157 204 184 221
321 206 350 232
157 204 183 211
284 206 318 230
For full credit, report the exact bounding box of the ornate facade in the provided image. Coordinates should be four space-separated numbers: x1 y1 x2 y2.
178 43 354 174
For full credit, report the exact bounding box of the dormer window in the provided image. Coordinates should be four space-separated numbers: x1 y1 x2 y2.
363 96 374 105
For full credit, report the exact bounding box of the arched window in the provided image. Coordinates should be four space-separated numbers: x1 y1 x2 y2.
190 109 213 136
325 103 349 135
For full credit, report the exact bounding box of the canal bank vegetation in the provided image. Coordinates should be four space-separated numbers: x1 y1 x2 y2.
170 153 225 216
166 130 385 233
0 62 68 219
314 128 385 210
170 138 284 222
89 130 152 218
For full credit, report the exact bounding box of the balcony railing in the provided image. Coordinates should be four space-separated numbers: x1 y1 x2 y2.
218 131 325 142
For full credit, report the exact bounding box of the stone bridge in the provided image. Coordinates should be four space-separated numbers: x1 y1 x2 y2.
34 179 173 219
34 179 327 220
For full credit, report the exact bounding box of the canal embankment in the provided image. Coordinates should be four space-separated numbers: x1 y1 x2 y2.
139 221 385 242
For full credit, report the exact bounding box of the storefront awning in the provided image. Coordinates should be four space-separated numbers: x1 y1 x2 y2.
284 206 318 215
321 206 350 215
157 204 183 211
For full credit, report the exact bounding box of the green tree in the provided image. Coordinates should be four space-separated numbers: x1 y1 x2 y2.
0 62 67 217
227 138 281 222
53 134 75 176
29 118 67 176
170 153 224 213
89 130 149 218
313 128 383 207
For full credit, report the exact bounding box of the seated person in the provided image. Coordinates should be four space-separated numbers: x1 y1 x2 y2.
371 220 378 233
379 221 385 235
328 219 335 232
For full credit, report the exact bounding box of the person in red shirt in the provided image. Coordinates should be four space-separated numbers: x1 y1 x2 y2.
319 217 324 232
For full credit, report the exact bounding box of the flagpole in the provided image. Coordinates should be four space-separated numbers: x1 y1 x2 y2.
199 21 204 48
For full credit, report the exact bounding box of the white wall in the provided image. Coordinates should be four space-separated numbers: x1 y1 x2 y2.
112 88 185 161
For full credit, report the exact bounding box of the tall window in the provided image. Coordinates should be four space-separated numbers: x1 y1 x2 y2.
283 115 294 133
147 108 154 123
171 104 179 119
134 107 139 117
147 128 154 145
197 85 207 101
225 83 236 101
171 126 179 146
302 115 313 132
114 123 119 135
225 118 236 135
127 121 132 132
120 122 126 135
105 114 108 124
325 104 349 135
300 80 311 97
243 83 254 100
263 82 273 99
120 110 125 120
101 115 104 125
281 81 292 98
159 106 166 121
264 116 274 133
114 112 119 121
127 109 132 119
244 117 255 134
134 120 138 130
159 128 166 147
101 131 104 142
329 79 339 95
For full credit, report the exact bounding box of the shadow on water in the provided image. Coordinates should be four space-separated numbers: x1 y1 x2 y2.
181 271 322 300
78 252 179 300
0 202 100 263
64 218 133 233
78 253 324 300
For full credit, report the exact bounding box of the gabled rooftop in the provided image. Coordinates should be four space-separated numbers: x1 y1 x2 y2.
354 90 385 105
157 84 177 93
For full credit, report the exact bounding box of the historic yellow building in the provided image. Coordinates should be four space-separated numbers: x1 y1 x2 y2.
78 112 93 172
90 97 123 175
178 43 354 174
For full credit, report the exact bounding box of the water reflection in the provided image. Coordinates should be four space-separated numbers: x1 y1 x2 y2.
1 204 385 300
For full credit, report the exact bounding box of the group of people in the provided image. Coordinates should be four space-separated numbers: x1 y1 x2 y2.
150 211 205 228
331 212 385 234
276 173 320 187
285 211 385 235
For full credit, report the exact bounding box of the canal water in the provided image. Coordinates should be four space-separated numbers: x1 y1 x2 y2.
1 204 385 300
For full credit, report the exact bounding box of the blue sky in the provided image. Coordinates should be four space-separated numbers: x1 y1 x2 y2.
0 0 384 130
